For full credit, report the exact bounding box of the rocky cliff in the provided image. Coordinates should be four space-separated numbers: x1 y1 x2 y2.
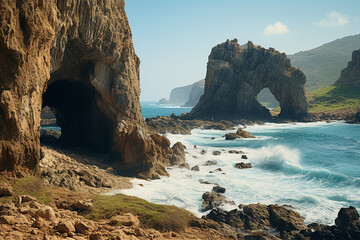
335 49 360 86
183 79 205 107
189 40 309 120
0 0 175 178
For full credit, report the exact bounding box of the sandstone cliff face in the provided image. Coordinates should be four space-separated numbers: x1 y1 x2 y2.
335 49 360 86
0 0 172 178
189 40 309 120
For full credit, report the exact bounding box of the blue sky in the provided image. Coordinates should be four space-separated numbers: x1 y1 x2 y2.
125 0 360 101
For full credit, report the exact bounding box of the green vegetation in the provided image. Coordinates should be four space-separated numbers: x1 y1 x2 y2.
87 194 195 231
0 176 51 204
289 34 360 92
308 84 360 112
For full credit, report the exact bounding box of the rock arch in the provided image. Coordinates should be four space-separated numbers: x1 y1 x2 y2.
189 40 309 120
0 0 170 178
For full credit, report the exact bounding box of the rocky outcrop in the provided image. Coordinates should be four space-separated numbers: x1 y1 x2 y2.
189 39 309 121
225 129 255 140
0 0 174 178
335 49 360 86
183 79 205 107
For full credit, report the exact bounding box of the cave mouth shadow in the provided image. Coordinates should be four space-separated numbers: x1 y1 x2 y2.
41 79 114 154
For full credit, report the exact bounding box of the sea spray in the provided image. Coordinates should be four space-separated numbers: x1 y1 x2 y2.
108 122 360 225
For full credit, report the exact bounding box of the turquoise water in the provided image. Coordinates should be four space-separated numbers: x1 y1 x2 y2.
141 101 191 118
109 108 360 224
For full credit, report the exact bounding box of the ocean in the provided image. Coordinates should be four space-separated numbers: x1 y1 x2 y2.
107 102 360 225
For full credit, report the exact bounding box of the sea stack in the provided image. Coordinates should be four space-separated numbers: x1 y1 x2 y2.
189 39 309 121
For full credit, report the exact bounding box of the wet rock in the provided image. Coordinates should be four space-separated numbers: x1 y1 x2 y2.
212 186 226 194
171 142 186 165
209 168 223 173
213 151 221 156
191 165 200 171
225 133 239 140
204 160 217 166
179 163 190 170
234 162 252 169
201 192 235 212
236 129 256 138
200 150 207 155
228 150 245 154
241 155 248 159
335 206 360 229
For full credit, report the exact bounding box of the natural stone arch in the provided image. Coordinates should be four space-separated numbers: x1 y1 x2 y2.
189 40 308 120
0 0 170 178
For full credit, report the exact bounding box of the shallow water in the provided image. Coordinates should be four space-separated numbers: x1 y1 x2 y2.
108 121 360 225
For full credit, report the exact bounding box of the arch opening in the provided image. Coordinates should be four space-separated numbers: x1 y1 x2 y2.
256 87 280 116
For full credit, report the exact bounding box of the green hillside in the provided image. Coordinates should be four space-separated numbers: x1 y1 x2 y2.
308 85 360 113
289 34 360 92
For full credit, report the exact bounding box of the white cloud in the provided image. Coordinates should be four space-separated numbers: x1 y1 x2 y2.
318 11 349 27
263 22 290 35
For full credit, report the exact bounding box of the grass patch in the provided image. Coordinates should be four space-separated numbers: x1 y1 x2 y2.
308 84 360 113
12 176 51 204
87 194 195 232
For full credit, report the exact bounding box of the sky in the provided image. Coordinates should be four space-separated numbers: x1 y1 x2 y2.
125 0 360 101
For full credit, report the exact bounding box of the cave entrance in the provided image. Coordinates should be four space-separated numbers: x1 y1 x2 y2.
256 88 280 116
41 79 114 153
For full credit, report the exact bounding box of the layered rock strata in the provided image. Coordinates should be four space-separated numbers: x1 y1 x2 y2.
0 0 174 178
189 39 309 120
335 49 360 86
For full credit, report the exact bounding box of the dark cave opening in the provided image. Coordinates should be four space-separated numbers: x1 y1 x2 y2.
42 79 114 153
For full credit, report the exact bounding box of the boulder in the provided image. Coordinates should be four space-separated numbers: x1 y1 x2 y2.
236 129 256 138
213 151 221 156
35 206 56 221
335 206 360 229
241 155 248 159
200 150 207 155
204 160 217 166
235 162 252 169
171 142 186 165
225 133 239 140
189 39 308 121
75 220 90 234
108 213 140 228
0 184 13 197
201 192 235 212
191 165 200 171
268 204 306 231
57 220 75 233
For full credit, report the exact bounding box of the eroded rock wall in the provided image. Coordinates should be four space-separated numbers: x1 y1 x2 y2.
0 0 172 178
189 40 309 120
